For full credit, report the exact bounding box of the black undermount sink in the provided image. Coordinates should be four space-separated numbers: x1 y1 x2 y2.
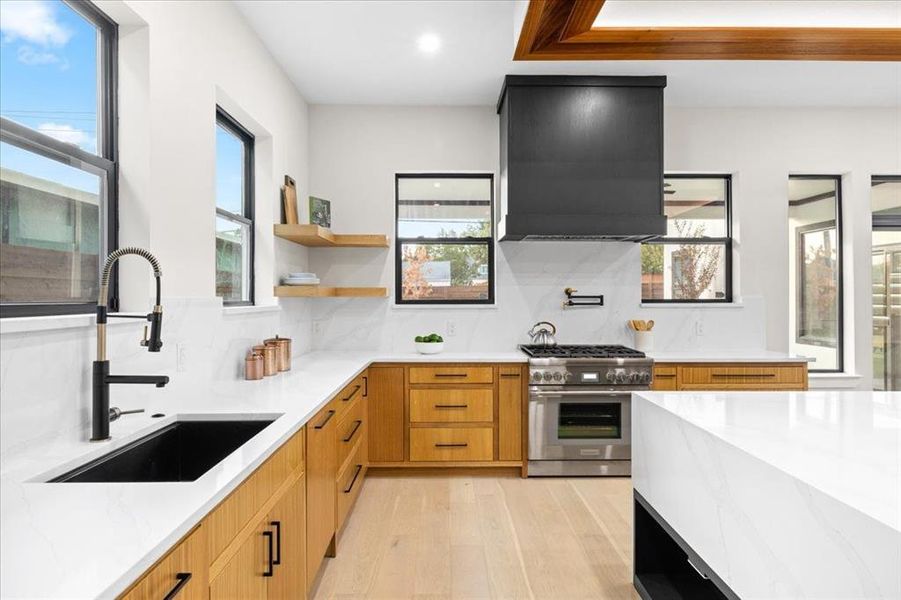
50 419 277 483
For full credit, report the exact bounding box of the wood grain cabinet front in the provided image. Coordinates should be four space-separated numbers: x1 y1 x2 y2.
305 402 337 590
367 366 405 463
408 365 494 385
409 427 494 462
409 388 494 423
119 526 208 600
653 362 808 391
498 366 524 461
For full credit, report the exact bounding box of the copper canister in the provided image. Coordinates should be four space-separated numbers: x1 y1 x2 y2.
253 344 278 376
245 352 264 380
264 335 292 372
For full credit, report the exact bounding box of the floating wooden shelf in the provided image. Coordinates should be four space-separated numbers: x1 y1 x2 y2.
274 286 388 298
274 224 389 248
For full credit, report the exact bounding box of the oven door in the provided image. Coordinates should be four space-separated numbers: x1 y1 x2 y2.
529 388 631 461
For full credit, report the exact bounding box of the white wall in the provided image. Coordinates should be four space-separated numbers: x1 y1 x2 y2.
308 105 901 389
0 0 314 462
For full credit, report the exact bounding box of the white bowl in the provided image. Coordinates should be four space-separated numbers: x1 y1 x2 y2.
415 341 444 355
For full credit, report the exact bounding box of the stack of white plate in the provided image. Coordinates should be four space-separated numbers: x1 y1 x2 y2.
281 272 320 286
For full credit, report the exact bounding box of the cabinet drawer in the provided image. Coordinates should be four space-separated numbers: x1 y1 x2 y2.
205 428 304 563
410 427 494 462
337 395 366 471
681 364 805 390
410 389 494 423
652 365 678 391
409 365 494 385
336 438 366 531
120 526 207 600
334 373 366 421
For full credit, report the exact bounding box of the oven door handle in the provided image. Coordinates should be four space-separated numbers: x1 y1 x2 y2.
531 390 630 398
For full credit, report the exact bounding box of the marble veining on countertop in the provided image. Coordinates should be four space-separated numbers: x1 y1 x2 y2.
645 350 814 363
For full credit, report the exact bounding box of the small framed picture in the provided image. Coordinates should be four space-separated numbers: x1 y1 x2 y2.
309 196 331 228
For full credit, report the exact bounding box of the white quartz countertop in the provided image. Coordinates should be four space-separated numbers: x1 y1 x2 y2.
0 350 524 600
646 350 813 363
635 391 900 532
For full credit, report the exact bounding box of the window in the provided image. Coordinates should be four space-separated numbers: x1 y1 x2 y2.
215 107 254 305
871 176 901 390
0 0 117 317
789 175 842 372
395 174 494 304
641 175 732 303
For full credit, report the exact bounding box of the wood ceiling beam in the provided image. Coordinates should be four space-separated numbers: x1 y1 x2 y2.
514 0 901 61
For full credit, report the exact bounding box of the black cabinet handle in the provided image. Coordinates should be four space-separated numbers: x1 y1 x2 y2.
363 375 368 397
434 404 468 409
434 373 467 378
263 530 274 577
314 410 335 429
270 520 281 565
342 420 363 443
342 385 361 402
162 573 192 600
435 443 468 448
500 373 520 378
711 373 776 378
343 464 363 493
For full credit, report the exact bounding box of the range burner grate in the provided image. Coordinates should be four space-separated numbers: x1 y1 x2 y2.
520 344 646 359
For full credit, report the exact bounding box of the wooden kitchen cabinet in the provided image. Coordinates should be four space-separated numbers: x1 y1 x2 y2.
410 427 494 462
498 366 524 461
267 474 307 599
367 366 405 463
305 401 337 589
409 388 494 423
209 519 269 600
409 365 494 384
120 526 208 600
652 362 808 391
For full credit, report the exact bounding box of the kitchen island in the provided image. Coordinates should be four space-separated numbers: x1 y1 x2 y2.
632 390 901 599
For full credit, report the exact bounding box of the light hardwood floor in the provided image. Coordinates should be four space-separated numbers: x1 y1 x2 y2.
311 470 637 600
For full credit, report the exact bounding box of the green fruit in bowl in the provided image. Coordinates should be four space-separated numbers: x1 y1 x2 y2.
415 335 424 342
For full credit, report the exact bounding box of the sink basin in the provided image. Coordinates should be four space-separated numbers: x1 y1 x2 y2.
50 419 277 483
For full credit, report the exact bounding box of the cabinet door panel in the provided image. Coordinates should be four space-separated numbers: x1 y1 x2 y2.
498 367 523 461
367 366 405 462
209 521 268 600
120 526 207 600
306 405 337 589
268 474 306 600
410 388 494 423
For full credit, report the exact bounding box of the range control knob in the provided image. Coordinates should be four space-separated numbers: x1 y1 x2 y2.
629 372 642 384
543 372 555 382
564 371 574 381
531 371 543 383
615 371 627 384
640 371 652 384
606 370 616 383
552 371 563 382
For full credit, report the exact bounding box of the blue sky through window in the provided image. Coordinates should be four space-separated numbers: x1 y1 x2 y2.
216 124 245 215
0 0 98 192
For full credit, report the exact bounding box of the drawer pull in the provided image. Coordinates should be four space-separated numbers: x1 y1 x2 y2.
342 384 361 402
656 373 676 378
343 464 363 493
270 520 281 565
435 442 468 448
342 420 363 443
711 373 776 378
363 375 368 396
263 530 274 577
434 404 468 409
163 573 192 600
500 373 520 378
434 373 468 378
686 556 710 580
314 410 335 429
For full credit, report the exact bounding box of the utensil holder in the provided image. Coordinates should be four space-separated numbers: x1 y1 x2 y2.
634 331 654 353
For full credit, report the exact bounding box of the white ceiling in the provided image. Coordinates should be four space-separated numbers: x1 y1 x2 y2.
233 0 901 108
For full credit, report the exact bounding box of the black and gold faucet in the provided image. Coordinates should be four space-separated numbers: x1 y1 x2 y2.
91 247 169 441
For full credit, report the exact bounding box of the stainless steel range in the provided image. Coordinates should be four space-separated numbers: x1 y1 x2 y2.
522 344 653 477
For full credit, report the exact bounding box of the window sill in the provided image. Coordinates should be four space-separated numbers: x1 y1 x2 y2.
222 304 281 316
808 372 863 390
639 302 744 309
391 303 498 311
0 312 145 335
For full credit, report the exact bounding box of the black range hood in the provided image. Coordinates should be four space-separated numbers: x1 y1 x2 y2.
497 75 667 241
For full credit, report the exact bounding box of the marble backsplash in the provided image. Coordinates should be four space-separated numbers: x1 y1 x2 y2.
0 298 312 464
309 241 766 354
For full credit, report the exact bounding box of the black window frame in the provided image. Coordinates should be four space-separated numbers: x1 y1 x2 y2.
214 106 255 307
872 175 901 229
789 174 844 374
394 173 495 305
0 0 118 318
641 173 733 304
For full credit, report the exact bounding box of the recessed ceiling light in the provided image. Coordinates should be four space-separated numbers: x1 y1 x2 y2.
433 182 441 188
417 33 441 54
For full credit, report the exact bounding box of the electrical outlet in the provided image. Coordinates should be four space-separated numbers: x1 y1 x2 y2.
694 321 705 336
313 321 323 335
446 320 457 337
176 343 188 372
